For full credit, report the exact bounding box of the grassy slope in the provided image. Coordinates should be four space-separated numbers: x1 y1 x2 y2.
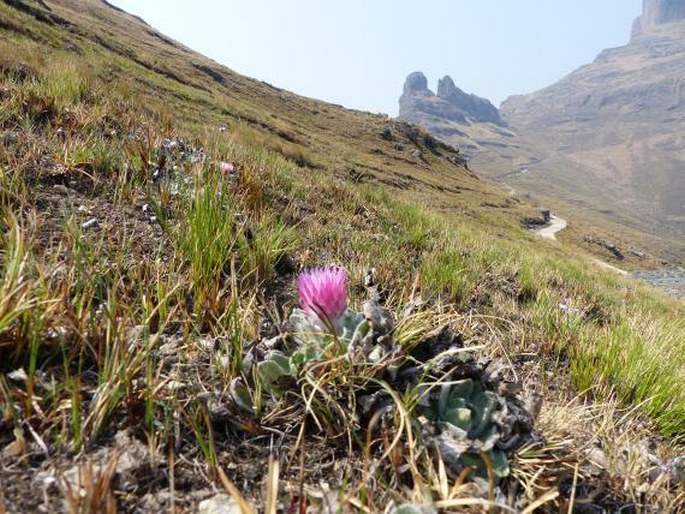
505 162 685 268
0 0 683 511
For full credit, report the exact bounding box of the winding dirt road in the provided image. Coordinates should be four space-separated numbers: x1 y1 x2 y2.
534 215 628 274
535 215 567 241
532 214 681 297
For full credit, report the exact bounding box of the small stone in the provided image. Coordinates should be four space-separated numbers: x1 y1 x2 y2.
364 268 376 288
81 218 98 230
263 335 284 350
158 335 183 356
52 184 71 194
368 346 385 362
166 380 186 392
524 392 543 420
125 325 146 350
636 482 651 494
668 456 685 484
197 339 215 352
362 300 394 336
34 471 57 489
197 493 242 514
389 503 437 514
114 429 149 475
7 368 28 383
650 456 685 485
2 426 26 458
496 381 523 398
216 353 231 371
586 447 608 470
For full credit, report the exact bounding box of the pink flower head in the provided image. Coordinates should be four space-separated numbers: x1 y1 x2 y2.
297 267 348 324
220 161 235 174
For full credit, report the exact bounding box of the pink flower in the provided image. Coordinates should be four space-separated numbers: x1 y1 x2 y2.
297 267 348 325
220 161 235 173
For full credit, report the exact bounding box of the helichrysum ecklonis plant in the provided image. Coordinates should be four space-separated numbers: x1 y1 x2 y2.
219 161 235 174
289 267 366 355
297 267 348 330
257 267 367 395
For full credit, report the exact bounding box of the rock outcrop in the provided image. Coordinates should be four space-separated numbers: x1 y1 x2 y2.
633 0 685 36
399 72 504 126
402 71 430 94
436 76 502 125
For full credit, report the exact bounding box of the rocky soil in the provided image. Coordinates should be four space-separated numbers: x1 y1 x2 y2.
633 269 685 298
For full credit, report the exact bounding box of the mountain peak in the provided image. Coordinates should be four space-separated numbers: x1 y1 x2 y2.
633 0 685 36
399 73 503 126
436 75 503 125
403 71 432 95
436 75 458 98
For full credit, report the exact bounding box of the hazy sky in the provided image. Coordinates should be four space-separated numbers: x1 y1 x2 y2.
109 1 642 115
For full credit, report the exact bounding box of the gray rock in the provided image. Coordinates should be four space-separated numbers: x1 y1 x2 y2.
402 71 431 95
113 429 149 475
632 269 685 298
634 0 685 35
399 72 503 127
81 218 98 230
586 446 608 471
437 75 503 125
649 455 685 485
389 503 438 514
197 493 242 514
362 300 394 342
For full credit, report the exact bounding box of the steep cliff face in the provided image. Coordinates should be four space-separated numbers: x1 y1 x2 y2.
436 76 503 125
398 71 459 122
397 72 521 169
633 0 685 35
399 72 503 126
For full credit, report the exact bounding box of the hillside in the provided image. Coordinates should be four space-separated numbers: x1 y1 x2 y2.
0 1 684 512
398 0 685 265
501 0 685 247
